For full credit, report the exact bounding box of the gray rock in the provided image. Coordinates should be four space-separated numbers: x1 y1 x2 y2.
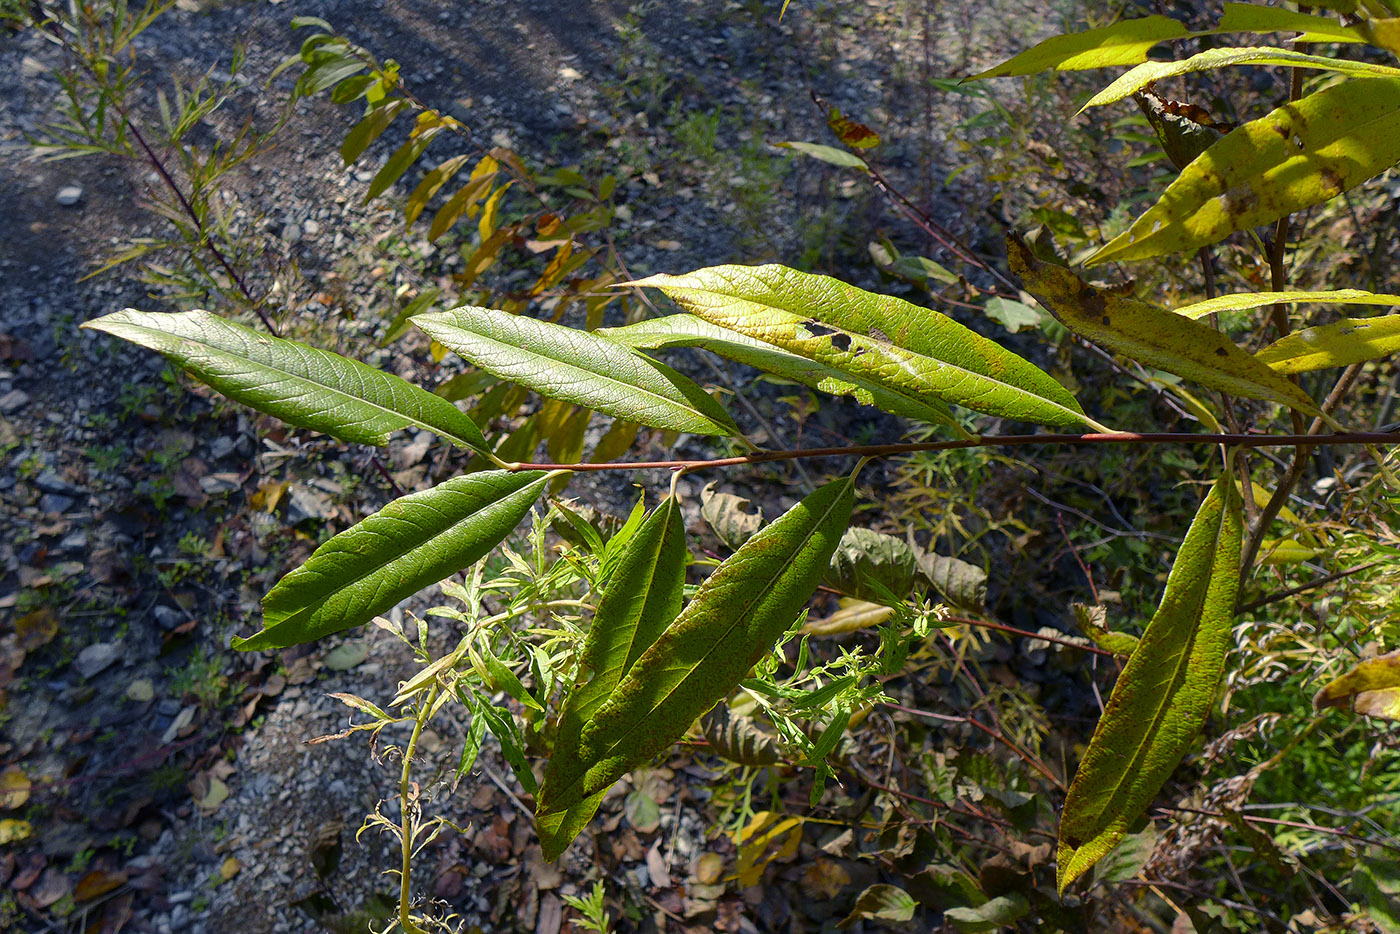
157 697 183 716
302 219 321 236
33 469 76 494
152 605 184 630
56 184 83 206
39 493 75 513
0 389 30 413
280 222 302 244
74 641 122 679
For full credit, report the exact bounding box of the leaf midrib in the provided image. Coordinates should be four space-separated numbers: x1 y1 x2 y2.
102 316 480 449
421 313 728 432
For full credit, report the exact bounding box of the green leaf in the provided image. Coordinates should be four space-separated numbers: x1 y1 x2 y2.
405 154 472 227
81 309 489 453
983 296 1044 334
340 99 412 165
1314 648 1400 721
428 157 499 241
1057 470 1243 892
1170 289 1400 320
823 527 922 604
777 141 869 168
1255 316 1400 375
540 475 854 813
1009 238 1323 418
1215 2 1366 43
470 640 543 712
1082 47 1400 111
538 497 686 860
966 15 1191 79
633 265 1100 430
918 552 987 611
601 314 959 428
1072 603 1140 657
838 884 919 928
234 471 552 650
471 692 538 795
414 306 741 437
944 894 1030 932
1087 77 1400 266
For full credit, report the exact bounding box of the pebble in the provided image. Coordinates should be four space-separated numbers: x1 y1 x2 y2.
55 184 83 206
0 389 29 413
152 605 184 630
302 219 320 236
74 641 122 679
127 679 156 703
39 493 74 513
280 223 302 244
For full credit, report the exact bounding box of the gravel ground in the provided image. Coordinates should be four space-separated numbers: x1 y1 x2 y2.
0 2 1066 932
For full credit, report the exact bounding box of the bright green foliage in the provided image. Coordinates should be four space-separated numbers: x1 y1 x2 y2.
634 264 1102 430
1255 316 1400 375
601 314 959 428
1170 289 1400 320
539 476 854 815
1057 471 1243 892
235 471 554 650
1088 78 1400 266
1009 238 1323 417
415 306 741 438
82 309 489 453
966 15 1192 79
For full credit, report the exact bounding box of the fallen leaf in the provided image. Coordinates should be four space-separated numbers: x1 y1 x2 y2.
28 867 71 908
14 608 58 651
323 642 369 671
801 858 851 899
0 766 30 809
695 852 725 885
74 869 127 901
0 819 32 844
191 776 228 814
623 790 661 833
646 841 670 888
219 857 241 881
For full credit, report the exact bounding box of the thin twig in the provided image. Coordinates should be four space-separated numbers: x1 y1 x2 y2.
1236 561 1379 614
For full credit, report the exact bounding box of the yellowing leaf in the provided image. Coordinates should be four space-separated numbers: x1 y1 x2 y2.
1314 649 1400 721
0 819 33 844
1256 315 1400 375
14 608 58 651
1171 289 1400 320
1088 78 1400 265
967 15 1191 79
802 599 895 636
734 812 803 887
0 766 30 809
1009 237 1322 418
1057 470 1243 892
1215 2 1365 44
1258 538 1320 565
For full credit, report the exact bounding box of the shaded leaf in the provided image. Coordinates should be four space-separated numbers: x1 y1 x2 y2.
405 154 471 227
918 552 987 612
701 702 781 766
1009 237 1322 417
1314 649 1400 721
539 497 687 860
0 766 30 810
1072 603 1139 657
541 476 854 813
839 884 919 928
340 99 412 165
429 157 498 241
1057 470 1243 892
823 526 922 604
1256 315 1400 375
82 309 489 453
801 598 896 636
235 471 552 650
735 812 803 888
415 306 741 437
983 296 1043 334
602 313 958 428
1088 78 1400 265
634 265 1099 430
944 893 1029 932
701 481 764 551
778 141 868 168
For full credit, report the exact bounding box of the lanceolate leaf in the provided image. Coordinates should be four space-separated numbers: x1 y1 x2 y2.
601 314 959 428
1009 238 1322 417
1082 47 1400 111
633 265 1100 430
1170 289 1400 320
538 497 687 860
235 471 553 651
1256 316 1400 375
414 306 741 437
1057 471 1243 892
82 309 489 453
778 141 869 168
1087 77 1400 266
966 15 1192 79
540 476 854 814
1215 2 1366 44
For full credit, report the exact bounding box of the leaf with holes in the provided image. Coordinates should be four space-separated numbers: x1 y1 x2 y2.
415 306 740 437
602 314 958 428
82 309 489 453
1057 470 1242 892
1087 78 1400 265
234 471 553 650
1009 238 1322 418
540 476 853 814
633 265 1099 430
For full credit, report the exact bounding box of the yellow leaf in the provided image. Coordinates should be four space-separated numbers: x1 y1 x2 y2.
802 599 895 636
1257 538 1318 565
0 766 30 809
1256 315 1400 376
1088 78 1400 265
1009 237 1322 418
1314 649 1400 721
1170 289 1400 321
967 15 1191 79
734 812 803 887
0 818 32 844
220 857 242 881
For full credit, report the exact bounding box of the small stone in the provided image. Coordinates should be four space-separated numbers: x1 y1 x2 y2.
74 642 122 679
39 493 74 513
127 679 155 703
280 223 302 244
56 185 83 207
0 389 29 413
157 698 182 716
152 605 183 630
208 436 235 459
302 219 321 236
33 470 74 494
323 642 368 671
